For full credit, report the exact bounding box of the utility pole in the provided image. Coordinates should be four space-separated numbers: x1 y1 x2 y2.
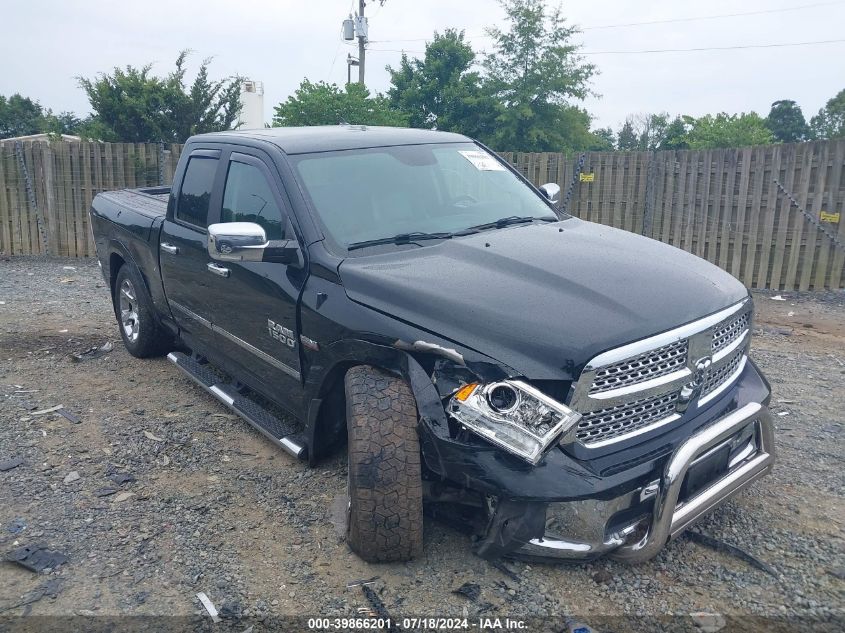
343 1 382 87
357 0 367 85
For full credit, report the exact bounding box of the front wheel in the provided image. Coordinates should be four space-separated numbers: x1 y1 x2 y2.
112 264 171 358
345 365 424 562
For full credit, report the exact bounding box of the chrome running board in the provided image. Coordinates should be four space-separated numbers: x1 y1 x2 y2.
167 351 307 460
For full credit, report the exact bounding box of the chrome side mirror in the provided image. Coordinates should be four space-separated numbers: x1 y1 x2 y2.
539 182 561 205
207 222 268 262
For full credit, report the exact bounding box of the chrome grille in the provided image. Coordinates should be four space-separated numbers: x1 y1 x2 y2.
589 340 688 394
702 349 744 396
568 299 752 448
576 393 678 445
712 312 749 354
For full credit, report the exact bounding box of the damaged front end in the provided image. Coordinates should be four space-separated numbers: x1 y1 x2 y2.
416 300 775 563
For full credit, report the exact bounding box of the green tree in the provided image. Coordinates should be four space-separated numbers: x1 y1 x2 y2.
78 51 242 142
810 88 845 139
765 100 809 143
660 116 690 150
685 112 773 149
482 0 596 151
616 119 637 150
0 94 46 138
43 111 83 136
273 79 407 128
387 30 498 140
589 126 615 151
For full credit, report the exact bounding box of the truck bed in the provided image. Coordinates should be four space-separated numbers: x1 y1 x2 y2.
96 186 170 220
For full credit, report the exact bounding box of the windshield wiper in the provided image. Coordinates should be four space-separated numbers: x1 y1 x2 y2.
347 231 454 251
455 215 556 235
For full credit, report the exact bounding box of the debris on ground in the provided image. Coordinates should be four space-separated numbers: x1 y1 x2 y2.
0 578 62 614
686 531 777 576
196 591 222 623
70 341 113 363
143 430 164 442
690 612 727 632
360 585 397 633
5 545 68 573
346 576 379 588
770 295 786 301
94 487 119 497
0 457 24 472
592 569 614 584
452 582 481 602
57 409 81 424
112 492 135 503
63 471 80 484
108 472 136 485
6 518 26 534
491 560 520 582
31 405 64 417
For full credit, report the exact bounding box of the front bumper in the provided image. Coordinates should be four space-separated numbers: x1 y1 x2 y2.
514 401 774 562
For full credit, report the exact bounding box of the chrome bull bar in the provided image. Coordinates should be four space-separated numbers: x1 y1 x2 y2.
520 402 775 562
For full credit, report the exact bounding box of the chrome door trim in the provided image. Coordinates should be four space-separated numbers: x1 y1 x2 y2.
170 300 212 329
160 242 179 255
207 262 231 278
213 325 301 380
169 301 301 380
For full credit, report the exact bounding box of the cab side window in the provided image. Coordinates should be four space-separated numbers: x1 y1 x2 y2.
222 160 285 240
176 156 218 228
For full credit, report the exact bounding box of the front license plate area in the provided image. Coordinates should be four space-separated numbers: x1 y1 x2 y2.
681 444 730 501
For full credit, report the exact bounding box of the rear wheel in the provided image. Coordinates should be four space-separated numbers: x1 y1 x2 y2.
345 365 424 562
112 264 171 358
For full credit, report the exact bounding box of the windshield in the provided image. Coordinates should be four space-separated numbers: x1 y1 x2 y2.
291 142 558 249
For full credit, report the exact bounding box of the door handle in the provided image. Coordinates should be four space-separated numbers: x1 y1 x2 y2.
207 262 230 278
160 242 179 255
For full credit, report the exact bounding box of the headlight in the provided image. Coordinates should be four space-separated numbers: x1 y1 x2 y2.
448 380 581 465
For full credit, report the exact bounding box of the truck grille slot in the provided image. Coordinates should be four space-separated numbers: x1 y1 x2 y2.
712 312 749 354
702 349 744 397
569 300 752 449
589 340 688 394
576 393 678 445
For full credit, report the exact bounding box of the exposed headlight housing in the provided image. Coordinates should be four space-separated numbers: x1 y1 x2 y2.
448 380 581 465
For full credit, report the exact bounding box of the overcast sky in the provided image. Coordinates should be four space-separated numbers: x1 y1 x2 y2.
2 0 844 131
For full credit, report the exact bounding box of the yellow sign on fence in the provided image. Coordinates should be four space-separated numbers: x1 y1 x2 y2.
579 172 595 182
820 210 840 223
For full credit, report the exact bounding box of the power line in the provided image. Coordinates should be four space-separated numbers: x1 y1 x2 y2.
580 38 845 55
366 38 845 56
367 0 844 44
581 1 844 30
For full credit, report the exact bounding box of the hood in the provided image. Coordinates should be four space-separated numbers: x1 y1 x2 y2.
338 218 748 380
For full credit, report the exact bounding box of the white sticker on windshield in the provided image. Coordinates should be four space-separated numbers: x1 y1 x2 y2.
458 150 505 171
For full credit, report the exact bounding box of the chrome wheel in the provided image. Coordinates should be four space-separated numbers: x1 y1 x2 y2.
118 279 140 343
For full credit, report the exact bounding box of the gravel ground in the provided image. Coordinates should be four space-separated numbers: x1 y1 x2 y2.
0 257 843 632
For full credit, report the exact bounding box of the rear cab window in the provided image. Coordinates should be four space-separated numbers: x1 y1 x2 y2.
176 155 219 229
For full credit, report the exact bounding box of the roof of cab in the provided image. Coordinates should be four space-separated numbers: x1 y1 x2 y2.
190 125 471 155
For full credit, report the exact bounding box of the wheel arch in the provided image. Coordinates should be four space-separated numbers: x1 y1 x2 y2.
305 340 449 472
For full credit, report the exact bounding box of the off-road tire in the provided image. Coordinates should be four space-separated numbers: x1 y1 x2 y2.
345 365 424 562
112 263 172 358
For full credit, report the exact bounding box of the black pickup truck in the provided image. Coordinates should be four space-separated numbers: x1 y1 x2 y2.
90 126 774 563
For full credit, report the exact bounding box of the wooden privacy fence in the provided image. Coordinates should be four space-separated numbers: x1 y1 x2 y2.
502 140 845 291
0 141 183 258
0 139 843 290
